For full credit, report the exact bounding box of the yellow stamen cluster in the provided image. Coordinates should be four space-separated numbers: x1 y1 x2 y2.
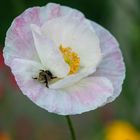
60 45 80 74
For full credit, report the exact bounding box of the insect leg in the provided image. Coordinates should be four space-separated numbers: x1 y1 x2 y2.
33 77 37 80
44 75 49 88
45 80 49 88
52 76 57 79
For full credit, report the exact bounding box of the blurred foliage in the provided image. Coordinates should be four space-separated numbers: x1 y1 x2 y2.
0 0 140 140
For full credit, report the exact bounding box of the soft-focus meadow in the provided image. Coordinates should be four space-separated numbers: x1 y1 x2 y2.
0 0 140 140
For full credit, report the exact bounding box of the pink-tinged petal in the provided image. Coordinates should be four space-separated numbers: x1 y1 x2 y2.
11 58 114 115
91 21 125 102
3 7 41 66
36 77 113 115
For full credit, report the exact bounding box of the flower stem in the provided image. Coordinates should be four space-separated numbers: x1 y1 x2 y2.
66 115 76 140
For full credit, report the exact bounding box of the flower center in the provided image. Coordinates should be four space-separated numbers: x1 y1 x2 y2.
60 45 80 75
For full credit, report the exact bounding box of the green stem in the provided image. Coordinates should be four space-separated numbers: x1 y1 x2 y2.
66 115 76 140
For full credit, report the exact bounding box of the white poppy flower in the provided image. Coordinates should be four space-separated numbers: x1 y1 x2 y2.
3 3 125 115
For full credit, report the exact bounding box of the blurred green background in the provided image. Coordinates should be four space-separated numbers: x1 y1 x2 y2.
0 0 140 140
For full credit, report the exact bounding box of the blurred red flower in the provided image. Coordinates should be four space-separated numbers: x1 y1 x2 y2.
0 50 4 68
0 49 18 89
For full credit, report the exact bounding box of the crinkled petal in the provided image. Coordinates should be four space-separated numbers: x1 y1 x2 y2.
39 3 62 21
11 59 113 115
40 3 85 23
91 21 125 102
30 24 69 78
